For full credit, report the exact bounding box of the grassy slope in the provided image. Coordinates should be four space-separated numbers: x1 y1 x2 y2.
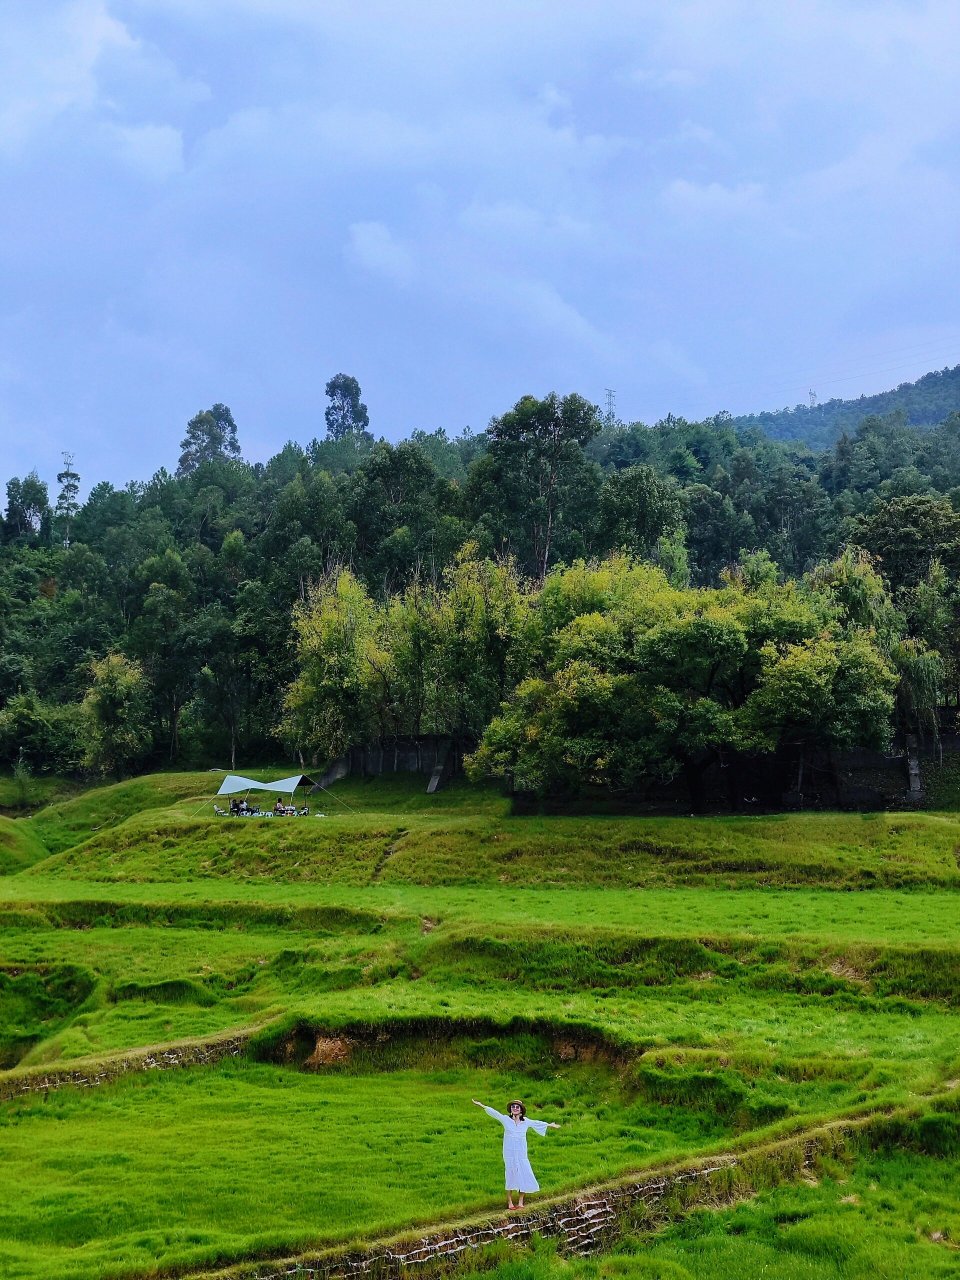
6 906 960 1078
0 815 50 875
24 772 226 858
0 1058 781 1280
2 771 960 1278
12 771 960 893
5 880 960 946
24 807 960 890
0 772 78 815
458 1151 960 1280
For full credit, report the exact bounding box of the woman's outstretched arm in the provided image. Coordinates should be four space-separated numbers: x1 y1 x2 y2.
473 1100 509 1125
527 1117 562 1137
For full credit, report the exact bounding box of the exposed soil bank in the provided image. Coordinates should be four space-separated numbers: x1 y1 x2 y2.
256 1016 631 1074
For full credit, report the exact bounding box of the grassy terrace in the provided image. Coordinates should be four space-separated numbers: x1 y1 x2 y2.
1 771 959 1278
459 1142 960 1280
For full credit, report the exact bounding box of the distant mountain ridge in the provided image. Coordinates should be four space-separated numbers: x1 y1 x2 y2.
729 363 960 452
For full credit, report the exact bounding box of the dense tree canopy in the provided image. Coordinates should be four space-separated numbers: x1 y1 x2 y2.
1 372 959 789
466 557 900 807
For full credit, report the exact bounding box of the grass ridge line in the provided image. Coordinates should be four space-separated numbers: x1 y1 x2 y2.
0 897 401 932
0 1024 265 1099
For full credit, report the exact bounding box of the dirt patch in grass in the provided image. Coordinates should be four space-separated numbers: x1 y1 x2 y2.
304 1035 354 1067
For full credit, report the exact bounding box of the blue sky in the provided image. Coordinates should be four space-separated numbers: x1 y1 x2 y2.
2 0 960 490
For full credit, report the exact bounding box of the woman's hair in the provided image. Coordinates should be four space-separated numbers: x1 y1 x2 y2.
507 1100 526 1119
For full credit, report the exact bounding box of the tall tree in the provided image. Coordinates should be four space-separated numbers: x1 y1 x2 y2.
598 464 683 558
4 472 50 542
55 453 81 548
324 374 370 441
177 404 241 476
853 494 960 590
470 392 601 581
129 575 199 761
81 653 150 779
283 569 381 761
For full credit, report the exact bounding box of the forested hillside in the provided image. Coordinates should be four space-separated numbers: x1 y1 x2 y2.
3 375 960 796
730 363 960 450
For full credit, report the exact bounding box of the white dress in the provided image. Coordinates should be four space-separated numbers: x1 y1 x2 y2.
481 1106 550 1192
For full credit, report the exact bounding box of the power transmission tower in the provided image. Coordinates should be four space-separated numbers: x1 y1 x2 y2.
604 388 617 425
808 389 818 408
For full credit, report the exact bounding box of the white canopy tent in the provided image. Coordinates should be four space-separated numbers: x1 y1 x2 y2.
216 774 317 797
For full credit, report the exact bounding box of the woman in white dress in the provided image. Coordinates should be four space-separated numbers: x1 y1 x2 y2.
472 1098 560 1210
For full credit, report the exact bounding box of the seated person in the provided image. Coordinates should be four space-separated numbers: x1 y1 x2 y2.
229 798 240 815
238 799 250 815
274 798 286 815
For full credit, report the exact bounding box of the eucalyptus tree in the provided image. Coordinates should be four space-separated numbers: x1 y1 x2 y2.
176 404 241 476
283 569 381 762
468 392 602 581
324 373 370 441
4 472 50 543
597 464 683 558
853 494 960 590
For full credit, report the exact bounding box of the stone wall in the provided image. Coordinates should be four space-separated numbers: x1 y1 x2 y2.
0 1031 249 1100
208 1160 734 1280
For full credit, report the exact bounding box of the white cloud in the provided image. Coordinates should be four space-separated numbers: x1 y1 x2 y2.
196 98 623 188
468 272 611 357
0 0 210 175
108 123 184 181
648 339 708 389
797 128 945 203
537 83 573 114
459 200 592 247
675 120 717 147
0 0 135 153
346 221 416 286
631 67 698 90
662 178 764 217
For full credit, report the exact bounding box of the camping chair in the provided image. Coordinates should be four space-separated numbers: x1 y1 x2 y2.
213 804 228 817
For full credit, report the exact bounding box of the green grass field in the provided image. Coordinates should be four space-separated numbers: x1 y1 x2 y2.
459 1142 960 1279
2 769 960 1278
0 1056 791 1280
